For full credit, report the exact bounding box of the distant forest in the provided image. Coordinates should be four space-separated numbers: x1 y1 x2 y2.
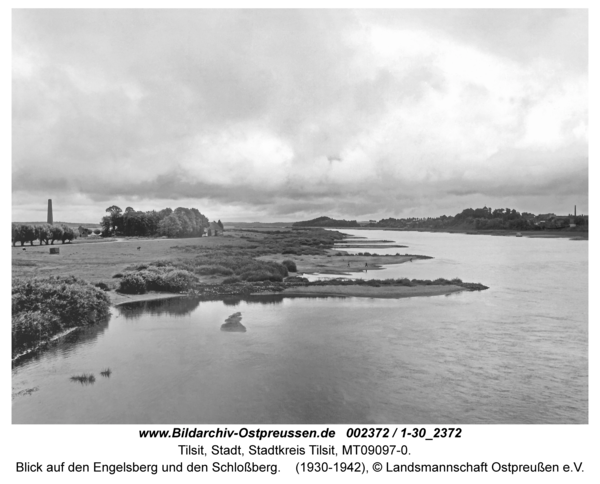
292 216 360 228
294 207 588 232
370 207 588 231
102 206 212 237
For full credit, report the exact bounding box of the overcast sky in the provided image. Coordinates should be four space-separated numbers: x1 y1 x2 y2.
12 9 588 223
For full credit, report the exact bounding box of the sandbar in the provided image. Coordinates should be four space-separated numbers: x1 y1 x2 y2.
260 284 465 299
110 291 186 306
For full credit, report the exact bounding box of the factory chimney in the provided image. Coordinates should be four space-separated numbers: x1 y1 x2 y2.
47 199 53 225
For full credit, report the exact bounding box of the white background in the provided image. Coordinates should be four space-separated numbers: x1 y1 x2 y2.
3 1 597 483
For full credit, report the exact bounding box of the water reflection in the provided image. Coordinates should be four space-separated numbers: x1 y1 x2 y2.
116 297 200 319
12 314 111 370
221 294 348 305
117 294 346 319
220 295 286 306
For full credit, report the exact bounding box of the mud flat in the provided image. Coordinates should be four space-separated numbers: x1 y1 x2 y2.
258 284 466 299
258 253 431 275
110 291 186 306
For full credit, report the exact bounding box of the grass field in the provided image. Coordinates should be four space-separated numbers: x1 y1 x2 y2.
12 233 255 284
11 228 419 285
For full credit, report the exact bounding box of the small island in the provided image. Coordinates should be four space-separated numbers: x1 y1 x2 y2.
221 312 247 332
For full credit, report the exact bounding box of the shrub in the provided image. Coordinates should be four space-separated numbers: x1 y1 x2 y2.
161 270 197 292
281 259 297 272
119 267 198 293
243 270 283 282
124 263 148 271
13 276 110 326
193 265 235 276
94 282 110 291
112 273 124 278
151 260 171 267
118 273 147 294
12 311 62 353
93 229 101 235
222 276 242 284
137 270 165 291
12 276 110 355
265 261 288 278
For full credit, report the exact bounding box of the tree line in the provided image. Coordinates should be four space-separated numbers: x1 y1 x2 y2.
101 206 211 238
12 224 76 246
370 206 588 231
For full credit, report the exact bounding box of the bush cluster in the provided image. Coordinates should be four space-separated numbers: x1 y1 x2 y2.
306 277 485 291
12 276 110 355
117 266 198 294
118 273 148 294
119 257 289 287
281 259 297 272
184 256 288 283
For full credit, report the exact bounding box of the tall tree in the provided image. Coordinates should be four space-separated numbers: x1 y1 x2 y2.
105 205 123 234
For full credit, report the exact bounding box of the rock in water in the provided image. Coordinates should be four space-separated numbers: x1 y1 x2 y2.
221 312 246 332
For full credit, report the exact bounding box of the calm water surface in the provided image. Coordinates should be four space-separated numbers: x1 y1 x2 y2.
12 231 587 424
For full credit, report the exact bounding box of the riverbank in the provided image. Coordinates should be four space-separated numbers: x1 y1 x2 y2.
12 327 80 364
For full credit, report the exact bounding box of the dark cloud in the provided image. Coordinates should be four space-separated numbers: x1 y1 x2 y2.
12 9 588 222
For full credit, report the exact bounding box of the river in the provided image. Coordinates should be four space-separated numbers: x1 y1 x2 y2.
12 230 587 424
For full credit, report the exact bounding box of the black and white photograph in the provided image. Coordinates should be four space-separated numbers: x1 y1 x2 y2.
11 8 588 428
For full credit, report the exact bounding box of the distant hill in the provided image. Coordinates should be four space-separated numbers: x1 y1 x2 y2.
224 222 291 228
292 216 360 228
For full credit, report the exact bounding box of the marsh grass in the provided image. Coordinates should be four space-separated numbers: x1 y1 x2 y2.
70 373 96 385
100 368 112 378
118 265 199 294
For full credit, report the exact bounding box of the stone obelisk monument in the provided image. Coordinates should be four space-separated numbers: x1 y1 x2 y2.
47 199 53 225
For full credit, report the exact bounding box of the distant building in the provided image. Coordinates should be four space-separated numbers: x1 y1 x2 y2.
207 221 223 236
78 226 92 237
